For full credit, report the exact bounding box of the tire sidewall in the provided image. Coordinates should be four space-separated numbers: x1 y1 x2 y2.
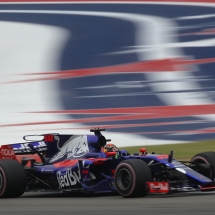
115 159 152 197
0 160 27 198
0 167 7 196
115 162 136 197
191 152 215 181
191 155 213 179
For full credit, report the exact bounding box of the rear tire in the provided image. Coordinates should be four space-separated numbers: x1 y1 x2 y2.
191 151 215 181
0 159 27 198
115 159 152 198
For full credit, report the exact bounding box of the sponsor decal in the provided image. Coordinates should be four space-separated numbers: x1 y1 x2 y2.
147 182 169 193
57 168 80 188
13 141 47 153
0 149 14 157
51 151 66 163
0 148 15 160
56 168 96 188
0 145 16 160
50 136 89 162
156 155 169 160
41 168 54 174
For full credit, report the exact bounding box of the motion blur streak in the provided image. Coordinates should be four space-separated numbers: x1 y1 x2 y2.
0 1 215 146
0 21 71 142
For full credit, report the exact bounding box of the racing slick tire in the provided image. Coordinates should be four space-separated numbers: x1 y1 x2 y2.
0 159 27 198
115 159 152 198
191 151 215 182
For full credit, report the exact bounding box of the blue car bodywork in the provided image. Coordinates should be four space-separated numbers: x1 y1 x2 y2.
1 129 215 196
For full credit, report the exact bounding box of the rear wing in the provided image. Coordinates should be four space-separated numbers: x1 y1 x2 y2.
0 129 108 161
0 134 60 162
0 133 90 158
0 134 57 158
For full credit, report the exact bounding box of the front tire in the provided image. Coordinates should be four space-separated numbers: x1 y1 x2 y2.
0 159 27 198
115 159 152 198
191 151 215 181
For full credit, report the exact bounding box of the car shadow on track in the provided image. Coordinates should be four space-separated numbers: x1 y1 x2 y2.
21 192 120 198
147 191 215 198
21 191 215 199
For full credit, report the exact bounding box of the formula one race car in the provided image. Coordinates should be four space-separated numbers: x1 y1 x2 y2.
0 128 215 198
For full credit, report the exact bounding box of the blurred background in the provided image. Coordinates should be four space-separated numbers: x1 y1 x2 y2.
0 0 215 150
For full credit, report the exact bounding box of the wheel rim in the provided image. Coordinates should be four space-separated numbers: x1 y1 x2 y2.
117 168 132 190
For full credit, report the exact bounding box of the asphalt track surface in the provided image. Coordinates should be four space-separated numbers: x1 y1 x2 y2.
1 191 215 215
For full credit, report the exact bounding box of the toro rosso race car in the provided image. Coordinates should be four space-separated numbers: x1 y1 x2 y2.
0 128 215 198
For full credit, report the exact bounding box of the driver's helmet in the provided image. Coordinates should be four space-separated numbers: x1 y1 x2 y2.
101 143 119 154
